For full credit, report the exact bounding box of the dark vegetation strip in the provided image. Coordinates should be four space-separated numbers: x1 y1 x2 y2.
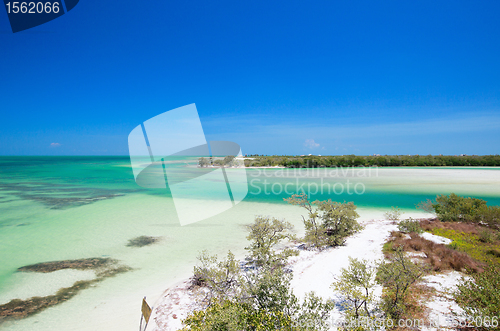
244 154 500 167
0 258 131 323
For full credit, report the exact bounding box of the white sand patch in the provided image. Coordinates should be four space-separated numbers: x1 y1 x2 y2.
289 219 396 324
151 279 203 331
420 232 453 245
289 219 395 300
421 271 468 330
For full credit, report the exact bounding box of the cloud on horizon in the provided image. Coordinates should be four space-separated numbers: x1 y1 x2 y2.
304 139 320 149
50 143 61 147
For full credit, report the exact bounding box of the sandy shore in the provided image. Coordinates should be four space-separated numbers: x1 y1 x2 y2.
147 211 464 331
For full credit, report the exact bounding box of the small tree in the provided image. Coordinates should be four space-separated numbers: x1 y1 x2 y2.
316 199 362 247
198 157 210 167
384 207 403 223
285 194 362 249
193 250 242 305
245 216 297 267
397 217 423 234
332 257 377 320
376 248 426 320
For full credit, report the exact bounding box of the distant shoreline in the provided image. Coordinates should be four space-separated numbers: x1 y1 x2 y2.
240 154 500 168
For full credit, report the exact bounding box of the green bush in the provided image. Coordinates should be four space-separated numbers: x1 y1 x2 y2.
454 266 500 330
376 248 426 321
184 215 334 331
479 205 500 229
432 193 487 223
397 218 423 234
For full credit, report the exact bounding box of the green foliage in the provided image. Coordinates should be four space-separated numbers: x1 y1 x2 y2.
244 265 298 316
285 194 362 249
432 193 487 223
384 207 402 222
245 216 297 267
184 215 334 331
294 292 335 330
331 257 376 320
479 205 500 229
397 218 423 234
454 266 500 330
193 251 242 304
187 261 333 331
198 157 210 167
180 299 292 331
376 248 426 320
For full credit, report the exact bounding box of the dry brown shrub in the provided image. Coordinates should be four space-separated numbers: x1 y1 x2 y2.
419 218 480 235
388 231 484 273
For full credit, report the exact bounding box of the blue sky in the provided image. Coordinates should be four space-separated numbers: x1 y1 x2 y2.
1 0 499 155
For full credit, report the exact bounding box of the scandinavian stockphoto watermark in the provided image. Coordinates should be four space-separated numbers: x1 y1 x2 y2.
294 315 499 330
128 104 378 225
128 104 249 226
248 165 379 198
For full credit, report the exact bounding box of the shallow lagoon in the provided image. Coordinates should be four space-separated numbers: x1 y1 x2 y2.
1 157 499 330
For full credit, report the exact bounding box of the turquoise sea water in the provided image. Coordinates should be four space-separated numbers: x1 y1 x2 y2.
1 157 500 330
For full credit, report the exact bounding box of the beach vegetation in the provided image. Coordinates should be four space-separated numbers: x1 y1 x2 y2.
432 193 487 223
479 229 496 244
331 257 377 321
376 248 426 321
418 194 500 229
192 250 242 304
454 266 500 330
420 220 500 267
183 215 334 330
384 207 403 223
245 216 297 268
243 154 500 168
285 194 362 249
198 157 210 167
416 198 435 214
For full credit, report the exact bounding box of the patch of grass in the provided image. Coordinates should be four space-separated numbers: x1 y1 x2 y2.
479 229 496 244
126 236 161 248
429 227 500 267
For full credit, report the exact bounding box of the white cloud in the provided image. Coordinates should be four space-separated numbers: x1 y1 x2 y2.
50 143 61 147
304 139 320 149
